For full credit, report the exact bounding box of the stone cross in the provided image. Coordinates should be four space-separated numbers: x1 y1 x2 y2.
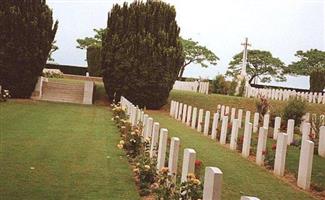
240 37 251 77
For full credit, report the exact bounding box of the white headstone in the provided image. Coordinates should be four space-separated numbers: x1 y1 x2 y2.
202 167 223 200
191 107 198 129
220 105 225 119
168 137 180 175
170 101 174 116
182 104 187 123
157 128 168 170
241 197 260 200
145 117 153 140
287 119 295 145
242 122 253 158
230 108 236 123
174 102 179 119
181 148 196 182
297 140 314 190
230 119 239 150
263 113 270 129
204 111 211 136
273 117 281 140
225 106 230 115
301 122 311 142
211 113 220 140
256 127 268 166
178 103 183 120
142 114 149 136
186 106 192 126
220 116 229 144
274 132 288 176
253 113 259 133
318 126 325 157
238 109 243 128
150 122 160 158
197 109 204 132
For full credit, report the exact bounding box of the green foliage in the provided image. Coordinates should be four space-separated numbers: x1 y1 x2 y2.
226 50 286 84
48 40 58 61
228 79 237 96
179 38 219 78
0 0 58 98
76 28 106 49
211 75 229 94
102 1 184 109
76 29 106 77
282 98 306 127
86 46 102 76
255 96 270 120
287 49 325 91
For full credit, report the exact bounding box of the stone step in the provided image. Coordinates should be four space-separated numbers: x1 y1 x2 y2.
41 81 84 104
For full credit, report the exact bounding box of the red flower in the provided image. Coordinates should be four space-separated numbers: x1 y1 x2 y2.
262 150 267 156
195 160 202 168
272 143 276 150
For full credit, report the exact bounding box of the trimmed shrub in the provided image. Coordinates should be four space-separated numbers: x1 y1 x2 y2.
102 1 184 109
282 98 306 127
87 46 102 76
310 68 325 92
211 75 229 95
0 0 58 98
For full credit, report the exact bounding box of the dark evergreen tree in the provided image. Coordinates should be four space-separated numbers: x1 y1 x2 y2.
87 46 102 76
0 0 58 97
102 0 184 109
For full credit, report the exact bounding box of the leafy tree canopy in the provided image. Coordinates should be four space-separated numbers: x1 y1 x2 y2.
179 38 218 77
286 49 325 75
76 28 106 49
287 49 325 92
226 49 286 84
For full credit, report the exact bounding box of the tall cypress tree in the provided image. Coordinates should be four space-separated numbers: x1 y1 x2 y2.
0 0 58 98
102 0 184 109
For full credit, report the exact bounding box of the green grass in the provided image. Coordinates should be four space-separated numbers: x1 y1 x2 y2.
167 90 325 115
148 110 317 200
0 101 139 200
167 90 325 190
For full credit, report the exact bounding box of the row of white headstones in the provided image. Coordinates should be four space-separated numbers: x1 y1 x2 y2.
173 80 209 94
245 85 325 104
120 96 259 200
170 100 325 191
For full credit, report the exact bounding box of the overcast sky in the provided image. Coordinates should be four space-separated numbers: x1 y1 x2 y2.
47 0 325 89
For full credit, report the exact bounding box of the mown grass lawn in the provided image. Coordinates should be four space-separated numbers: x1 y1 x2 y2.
0 100 139 200
148 110 317 200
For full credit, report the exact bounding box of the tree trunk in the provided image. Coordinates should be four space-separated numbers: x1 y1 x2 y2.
248 74 256 84
178 65 185 79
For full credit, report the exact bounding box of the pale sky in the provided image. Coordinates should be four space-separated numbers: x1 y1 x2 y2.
47 0 325 89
